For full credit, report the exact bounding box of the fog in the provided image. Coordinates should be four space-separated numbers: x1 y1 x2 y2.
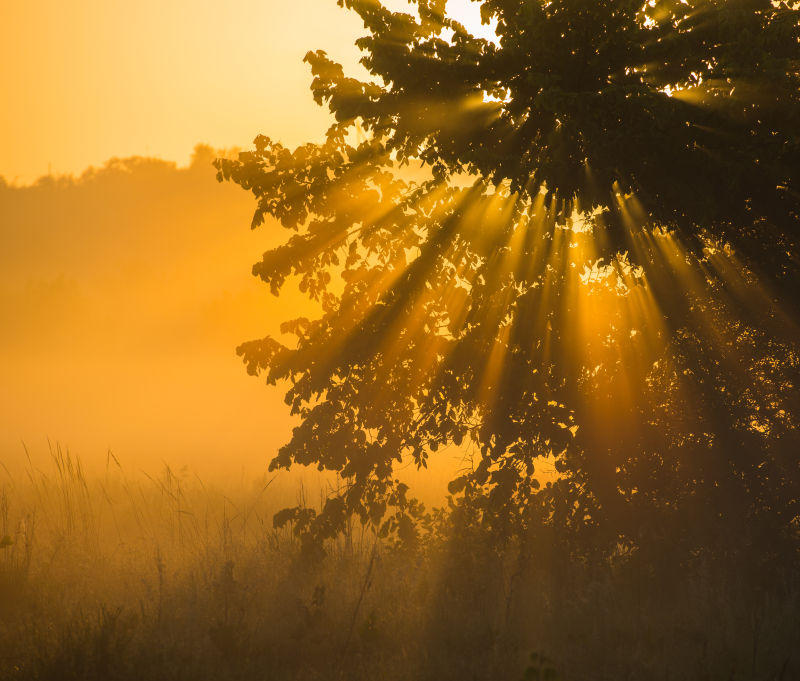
0 147 308 480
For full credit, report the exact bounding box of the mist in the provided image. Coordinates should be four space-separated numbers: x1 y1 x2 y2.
0 147 305 479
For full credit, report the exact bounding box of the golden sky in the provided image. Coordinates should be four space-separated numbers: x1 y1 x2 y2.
1 0 367 183
0 0 491 184
0 0 489 489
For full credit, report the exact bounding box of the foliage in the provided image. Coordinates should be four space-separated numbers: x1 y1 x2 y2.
314 0 800 274
215 0 800 561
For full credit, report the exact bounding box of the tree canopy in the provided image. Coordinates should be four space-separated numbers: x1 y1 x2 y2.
312 0 800 270
216 0 800 559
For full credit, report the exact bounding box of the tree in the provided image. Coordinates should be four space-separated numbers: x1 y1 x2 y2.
216 0 800 557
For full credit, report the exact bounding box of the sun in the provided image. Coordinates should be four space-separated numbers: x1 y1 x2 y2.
379 0 498 43
444 0 499 42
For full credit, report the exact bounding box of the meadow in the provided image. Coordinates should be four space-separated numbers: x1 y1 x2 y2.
1 445 797 681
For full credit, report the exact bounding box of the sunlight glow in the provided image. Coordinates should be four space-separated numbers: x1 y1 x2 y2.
445 0 500 43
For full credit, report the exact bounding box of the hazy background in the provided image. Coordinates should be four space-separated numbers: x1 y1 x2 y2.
0 0 489 483
0 149 308 477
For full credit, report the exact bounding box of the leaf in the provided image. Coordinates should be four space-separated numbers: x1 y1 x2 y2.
447 476 468 495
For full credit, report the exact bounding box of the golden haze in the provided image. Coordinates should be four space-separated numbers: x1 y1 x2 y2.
0 0 495 488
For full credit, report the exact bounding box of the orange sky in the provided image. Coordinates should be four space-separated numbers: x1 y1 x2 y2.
0 0 365 183
0 0 488 490
0 0 492 184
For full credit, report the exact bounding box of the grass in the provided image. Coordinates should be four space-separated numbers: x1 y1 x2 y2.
1 444 797 680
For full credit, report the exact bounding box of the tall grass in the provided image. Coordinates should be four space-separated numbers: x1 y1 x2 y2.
1 444 797 680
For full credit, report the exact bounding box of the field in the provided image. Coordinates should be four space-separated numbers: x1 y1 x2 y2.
1 445 797 681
